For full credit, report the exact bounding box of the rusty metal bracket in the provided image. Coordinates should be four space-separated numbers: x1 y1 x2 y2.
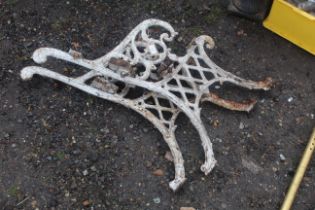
21 19 272 191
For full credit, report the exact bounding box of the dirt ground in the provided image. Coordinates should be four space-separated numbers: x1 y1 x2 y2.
1 0 315 209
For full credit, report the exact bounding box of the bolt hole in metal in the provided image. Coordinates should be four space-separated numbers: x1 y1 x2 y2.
135 63 146 76
20 19 272 191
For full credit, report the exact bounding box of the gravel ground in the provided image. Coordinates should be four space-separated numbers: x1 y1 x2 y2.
1 0 315 210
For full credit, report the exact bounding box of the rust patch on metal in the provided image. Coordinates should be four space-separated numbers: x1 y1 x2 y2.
202 92 257 112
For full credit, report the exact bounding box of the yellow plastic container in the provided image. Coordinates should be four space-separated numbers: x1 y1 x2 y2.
263 0 315 55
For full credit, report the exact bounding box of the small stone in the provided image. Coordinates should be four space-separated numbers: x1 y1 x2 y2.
31 200 37 208
72 149 80 155
90 166 97 171
242 158 263 174
287 97 293 102
180 207 196 210
152 169 164 176
164 151 174 162
189 185 194 192
237 30 243 36
212 119 219 127
153 197 160 204
65 191 70 197
82 200 91 206
145 161 152 167
280 154 286 161
82 169 88 176
239 122 245 129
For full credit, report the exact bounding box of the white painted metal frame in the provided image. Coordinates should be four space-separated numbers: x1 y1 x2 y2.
21 19 272 191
